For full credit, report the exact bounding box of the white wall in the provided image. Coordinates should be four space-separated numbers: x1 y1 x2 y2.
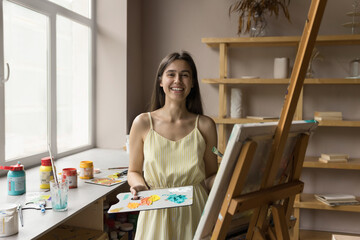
96 0 127 148
127 0 143 133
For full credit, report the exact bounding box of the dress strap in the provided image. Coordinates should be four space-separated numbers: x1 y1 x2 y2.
148 112 153 129
195 115 200 129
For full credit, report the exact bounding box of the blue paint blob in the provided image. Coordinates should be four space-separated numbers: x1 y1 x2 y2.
123 194 130 200
166 194 187 204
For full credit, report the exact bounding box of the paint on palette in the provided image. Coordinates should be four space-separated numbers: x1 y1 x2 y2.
123 194 130 200
126 195 160 209
109 207 124 213
108 186 193 213
165 194 187 204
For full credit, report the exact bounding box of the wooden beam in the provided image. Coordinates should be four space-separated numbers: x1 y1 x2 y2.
228 181 304 215
272 204 291 240
248 0 328 238
211 141 257 240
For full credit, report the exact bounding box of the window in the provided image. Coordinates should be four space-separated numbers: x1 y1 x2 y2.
0 0 94 168
48 0 90 18
56 15 91 153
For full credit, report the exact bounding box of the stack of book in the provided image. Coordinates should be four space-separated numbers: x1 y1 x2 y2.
315 193 360 206
314 111 342 121
318 153 349 163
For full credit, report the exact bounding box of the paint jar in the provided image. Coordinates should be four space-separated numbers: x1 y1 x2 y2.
127 212 139 232
0 162 26 196
62 168 77 188
79 161 93 179
119 223 134 240
0 203 18 237
40 157 54 189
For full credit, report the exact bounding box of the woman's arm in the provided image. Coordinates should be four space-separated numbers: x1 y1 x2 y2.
128 114 150 196
198 115 218 191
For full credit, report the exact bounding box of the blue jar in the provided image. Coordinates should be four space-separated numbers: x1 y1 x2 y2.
0 162 26 195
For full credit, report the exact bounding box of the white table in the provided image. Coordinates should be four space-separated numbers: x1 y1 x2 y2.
0 148 129 240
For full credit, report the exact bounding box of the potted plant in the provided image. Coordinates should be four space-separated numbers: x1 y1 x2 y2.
229 0 291 36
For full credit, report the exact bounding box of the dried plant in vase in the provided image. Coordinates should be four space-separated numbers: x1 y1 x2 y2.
229 0 291 36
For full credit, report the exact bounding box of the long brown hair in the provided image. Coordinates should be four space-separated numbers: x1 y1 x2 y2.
149 51 203 114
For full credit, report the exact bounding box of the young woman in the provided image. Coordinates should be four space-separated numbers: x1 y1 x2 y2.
128 51 218 239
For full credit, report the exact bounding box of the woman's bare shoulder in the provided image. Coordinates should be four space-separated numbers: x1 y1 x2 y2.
131 113 151 135
198 114 216 130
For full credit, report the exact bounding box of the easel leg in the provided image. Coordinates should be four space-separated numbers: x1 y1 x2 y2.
271 204 290 240
211 141 257 240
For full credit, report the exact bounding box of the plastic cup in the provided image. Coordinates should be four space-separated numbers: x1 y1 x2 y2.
50 179 69 212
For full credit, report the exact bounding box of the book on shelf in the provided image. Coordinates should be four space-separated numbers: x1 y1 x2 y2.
315 193 360 206
314 111 343 121
314 116 342 121
246 116 279 120
318 157 348 163
321 153 349 160
314 111 342 117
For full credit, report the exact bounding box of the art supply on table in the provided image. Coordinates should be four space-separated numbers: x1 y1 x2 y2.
47 144 59 187
108 186 193 213
85 171 127 187
127 212 139 232
50 179 69 212
17 205 23 227
0 162 26 196
107 167 128 170
62 168 77 188
40 157 54 189
79 161 94 179
0 203 19 237
38 200 46 213
119 223 134 240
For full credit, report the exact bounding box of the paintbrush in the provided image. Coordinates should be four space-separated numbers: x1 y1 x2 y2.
108 167 128 170
47 144 59 187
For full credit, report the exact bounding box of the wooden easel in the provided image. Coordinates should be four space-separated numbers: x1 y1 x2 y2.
211 0 327 239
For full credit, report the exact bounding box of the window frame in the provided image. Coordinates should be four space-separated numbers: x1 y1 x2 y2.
0 0 95 169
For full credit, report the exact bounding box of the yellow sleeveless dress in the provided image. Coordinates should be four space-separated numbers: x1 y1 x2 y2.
134 112 208 240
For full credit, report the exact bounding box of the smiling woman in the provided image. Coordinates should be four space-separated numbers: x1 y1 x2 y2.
160 60 193 102
127 51 218 240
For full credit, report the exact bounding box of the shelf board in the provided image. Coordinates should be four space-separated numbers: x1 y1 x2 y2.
202 78 360 85
318 120 360 127
202 34 360 47
303 157 360 170
212 117 278 124
294 193 360 212
212 118 360 127
299 230 360 240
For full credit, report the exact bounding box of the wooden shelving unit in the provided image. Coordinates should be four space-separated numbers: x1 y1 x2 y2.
304 157 360 170
202 34 360 239
295 193 360 212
